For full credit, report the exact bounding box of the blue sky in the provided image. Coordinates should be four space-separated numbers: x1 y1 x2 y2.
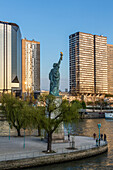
0 0 113 91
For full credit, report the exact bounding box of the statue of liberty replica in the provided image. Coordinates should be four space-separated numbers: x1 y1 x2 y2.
49 52 63 96
48 52 64 143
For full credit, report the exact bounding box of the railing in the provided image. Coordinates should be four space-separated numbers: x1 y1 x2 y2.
0 141 107 162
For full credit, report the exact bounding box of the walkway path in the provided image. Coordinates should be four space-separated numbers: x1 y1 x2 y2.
0 136 107 162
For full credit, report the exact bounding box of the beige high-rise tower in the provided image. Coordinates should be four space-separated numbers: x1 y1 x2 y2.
22 39 40 94
107 44 113 94
94 35 108 94
69 32 108 94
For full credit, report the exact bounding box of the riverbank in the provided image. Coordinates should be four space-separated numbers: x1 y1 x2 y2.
0 136 108 169
81 112 105 119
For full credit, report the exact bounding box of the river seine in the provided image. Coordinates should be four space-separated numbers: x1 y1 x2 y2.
29 119 113 170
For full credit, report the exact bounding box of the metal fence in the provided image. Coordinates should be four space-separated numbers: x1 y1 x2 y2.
0 141 107 162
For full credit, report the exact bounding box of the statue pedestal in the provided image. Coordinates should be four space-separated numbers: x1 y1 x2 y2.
46 96 64 143
52 122 64 143
52 96 64 143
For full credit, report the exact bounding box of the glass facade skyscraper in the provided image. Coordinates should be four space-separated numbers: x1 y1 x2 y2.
0 21 22 94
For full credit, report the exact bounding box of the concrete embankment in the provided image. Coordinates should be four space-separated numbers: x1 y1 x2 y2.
80 112 105 119
0 144 108 170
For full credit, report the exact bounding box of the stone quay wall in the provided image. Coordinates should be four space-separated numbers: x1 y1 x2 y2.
0 144 108 170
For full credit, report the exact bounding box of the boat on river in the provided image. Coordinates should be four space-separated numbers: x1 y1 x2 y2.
105 111 113 119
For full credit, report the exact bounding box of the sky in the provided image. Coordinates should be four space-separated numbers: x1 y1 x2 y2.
0 0 113 91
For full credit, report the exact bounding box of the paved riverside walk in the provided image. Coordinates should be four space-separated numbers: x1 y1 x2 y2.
0 136 107 162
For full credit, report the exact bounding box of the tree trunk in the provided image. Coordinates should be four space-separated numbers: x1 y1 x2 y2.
17 128 21 136
38 126 41 136
47 132 52 152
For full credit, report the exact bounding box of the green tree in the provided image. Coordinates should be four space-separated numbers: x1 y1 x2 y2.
32 94 47 136
32 105 45 136
87 101 93 106
95 99 108 111
40 95 81 152
81 101 86 109
105 94 113 97
1 94 36 136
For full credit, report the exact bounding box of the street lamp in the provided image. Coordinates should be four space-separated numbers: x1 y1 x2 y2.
9 123 11 140
23 128 26 149
98 123 101 140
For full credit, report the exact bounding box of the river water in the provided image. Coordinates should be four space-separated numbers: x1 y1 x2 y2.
29 119 113 170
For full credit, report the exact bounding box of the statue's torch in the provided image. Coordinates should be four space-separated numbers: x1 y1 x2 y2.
60 52 63 60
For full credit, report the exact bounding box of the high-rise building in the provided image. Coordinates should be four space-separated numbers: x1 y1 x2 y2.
69 34 76 94
22 39 40 93
94 35 108 94
107 44 113 94
69 32 108 94
0 21 22 94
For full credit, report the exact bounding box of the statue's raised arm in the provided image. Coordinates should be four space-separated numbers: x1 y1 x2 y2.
58 52 63 67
